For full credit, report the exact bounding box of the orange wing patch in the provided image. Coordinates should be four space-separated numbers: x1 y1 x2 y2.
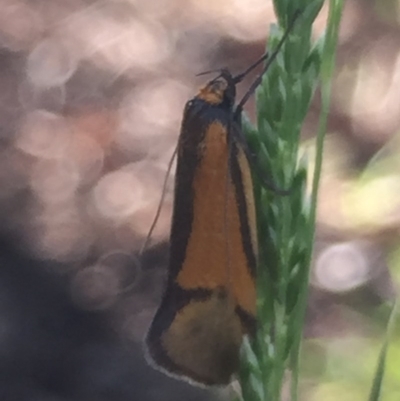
176 121 256 316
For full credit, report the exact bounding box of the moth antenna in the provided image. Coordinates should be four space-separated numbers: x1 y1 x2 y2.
233 53 269 84
234 10 301 119
196 69 223 77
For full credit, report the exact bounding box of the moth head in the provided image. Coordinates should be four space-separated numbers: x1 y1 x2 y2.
197 70 236 108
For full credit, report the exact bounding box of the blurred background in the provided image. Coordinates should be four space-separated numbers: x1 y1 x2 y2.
0 0 400 400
